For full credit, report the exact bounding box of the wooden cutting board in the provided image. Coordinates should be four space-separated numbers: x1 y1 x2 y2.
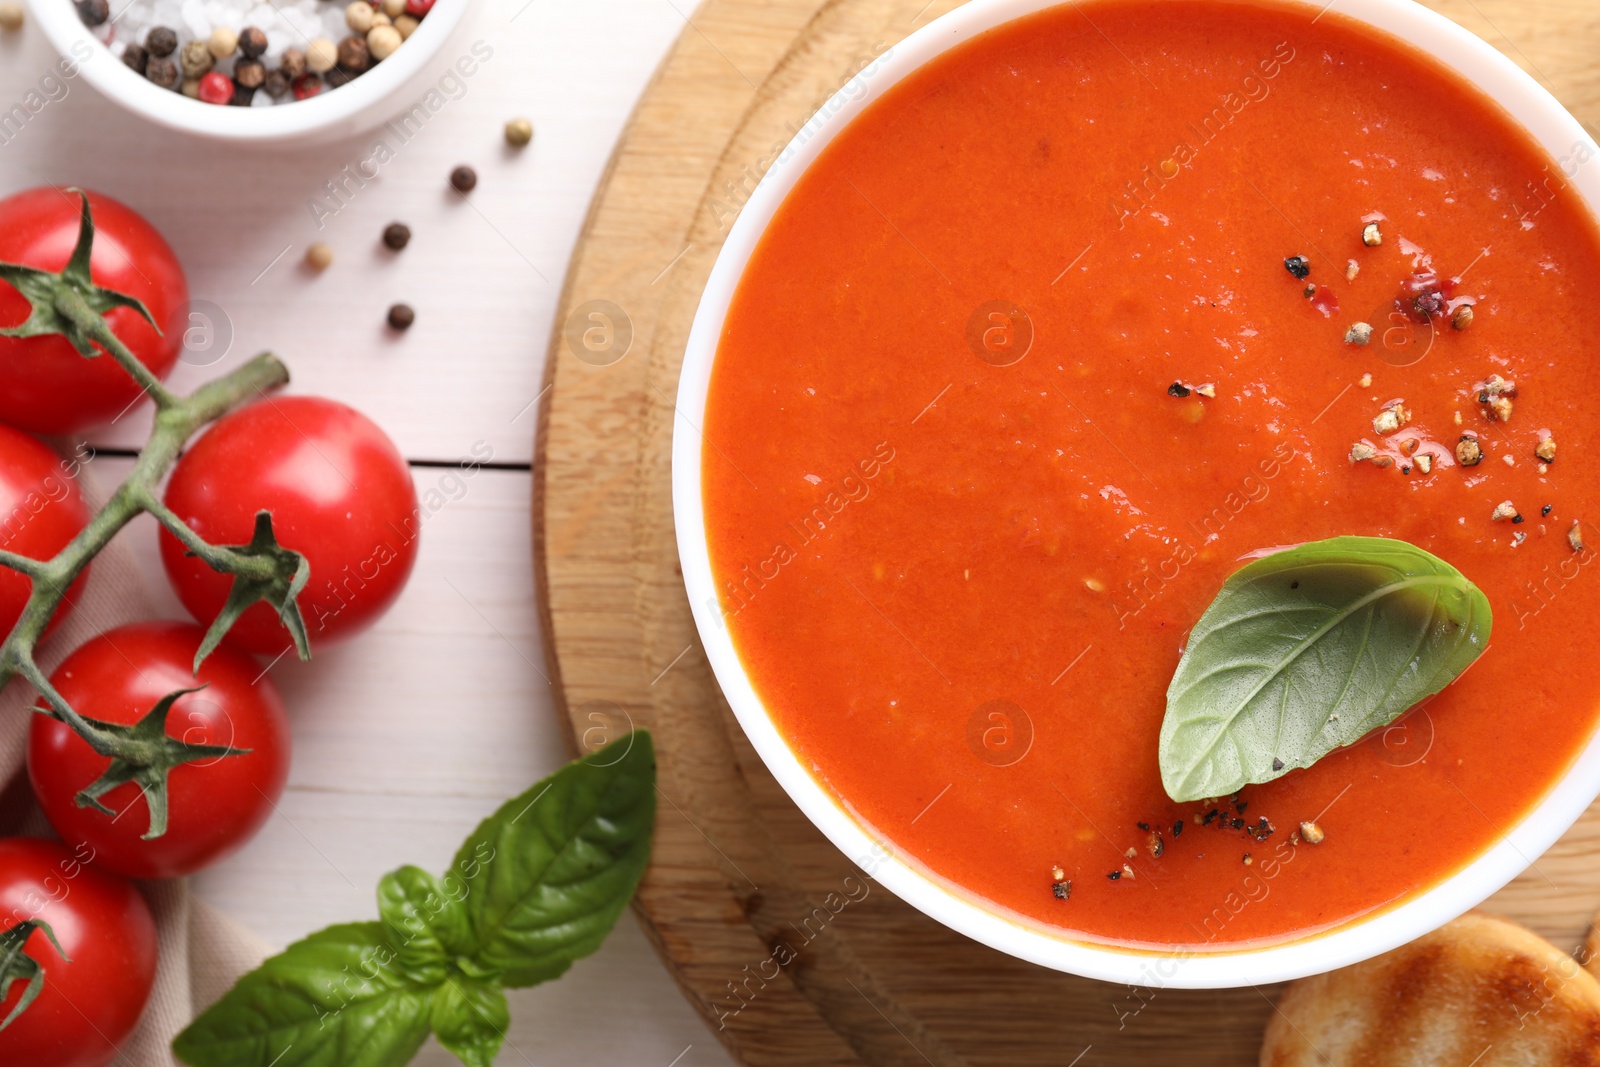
533 2 1600 1063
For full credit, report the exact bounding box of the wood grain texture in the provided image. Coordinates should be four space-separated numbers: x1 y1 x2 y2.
535 2 1600 1064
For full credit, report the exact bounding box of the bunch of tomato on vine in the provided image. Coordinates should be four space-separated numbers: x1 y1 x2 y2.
0 187 421 1067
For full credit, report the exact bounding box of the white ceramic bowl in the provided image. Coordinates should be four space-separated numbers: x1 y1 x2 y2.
25 0 471 143
674 0 1600 987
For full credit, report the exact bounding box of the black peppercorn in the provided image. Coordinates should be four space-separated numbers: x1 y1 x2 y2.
323 67 353 89
74 0 108 25
238 25 268 58
336 34 369 73
144 55 180 89
382 223 411 251
1284 255 1310 279
280 47 307 78
230 83 256 106
449 165 477 193
387 303 415 331
121 43 148 72
262 69 291 98
234 58 266 89
145 25 178 56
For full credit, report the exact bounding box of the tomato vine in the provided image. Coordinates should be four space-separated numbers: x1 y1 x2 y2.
0 189 310 840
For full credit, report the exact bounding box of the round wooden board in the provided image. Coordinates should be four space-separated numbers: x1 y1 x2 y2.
534 2 1600 1063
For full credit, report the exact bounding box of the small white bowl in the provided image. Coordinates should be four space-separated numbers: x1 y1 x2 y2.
674 0 1600 988
25 0 472 143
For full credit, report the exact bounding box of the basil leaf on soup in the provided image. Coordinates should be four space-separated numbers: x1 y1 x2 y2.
452 730 656 986
1160 536 1491 802
171 923 432 1067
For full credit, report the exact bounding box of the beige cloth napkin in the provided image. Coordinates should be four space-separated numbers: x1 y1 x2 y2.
0 460 271 1066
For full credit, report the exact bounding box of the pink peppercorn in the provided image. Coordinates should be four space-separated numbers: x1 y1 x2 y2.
291 72 323 100
404 0 434 15
197 70 233 104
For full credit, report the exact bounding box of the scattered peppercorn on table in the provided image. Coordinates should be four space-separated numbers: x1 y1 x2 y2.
0 2 735 1064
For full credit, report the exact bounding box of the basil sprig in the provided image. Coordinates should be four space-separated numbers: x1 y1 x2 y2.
174 731 655 1067
1160 538 1490 801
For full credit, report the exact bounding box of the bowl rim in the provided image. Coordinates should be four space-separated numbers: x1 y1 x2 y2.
672 0 1600 987
23 0 470 142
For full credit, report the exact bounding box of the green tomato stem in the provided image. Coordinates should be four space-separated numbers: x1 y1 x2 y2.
0 351 290 747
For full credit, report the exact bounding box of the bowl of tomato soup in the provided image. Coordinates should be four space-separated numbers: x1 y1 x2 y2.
674 0 1600 986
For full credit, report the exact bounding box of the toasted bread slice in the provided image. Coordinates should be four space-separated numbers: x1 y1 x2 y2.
1585 905 1600 982
1261 913 1600 1066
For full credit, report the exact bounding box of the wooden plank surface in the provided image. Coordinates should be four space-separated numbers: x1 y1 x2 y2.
536 1 1600 1065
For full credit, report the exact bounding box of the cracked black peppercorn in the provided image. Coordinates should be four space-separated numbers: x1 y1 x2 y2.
450 165 477 193
1284 255 1310 279
1167 381 1191 398
336 34 369 73
234 58 266 89
74 0 108 25
238 25 268 58
387 303 415 331
146 25 178 56
382 223 411 251
144 56 180 89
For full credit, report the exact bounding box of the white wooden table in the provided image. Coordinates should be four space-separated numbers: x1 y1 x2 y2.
0 2 738 1063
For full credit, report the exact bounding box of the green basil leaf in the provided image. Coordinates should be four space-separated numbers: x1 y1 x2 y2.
429 977 509 1067
377 866 471 985
1160 536 1491 802
453 730 655 986
172 923 433 1067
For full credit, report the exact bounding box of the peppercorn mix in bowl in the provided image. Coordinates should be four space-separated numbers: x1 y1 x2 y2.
24 0 472 142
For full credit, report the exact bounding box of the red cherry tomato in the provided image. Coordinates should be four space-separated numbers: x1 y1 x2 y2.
0 189 187 435
28 623 291 880
0 837 157 1067
0 426 91 638
159 396 419 655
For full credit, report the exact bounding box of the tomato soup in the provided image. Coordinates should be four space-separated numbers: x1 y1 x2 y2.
701 0 1600 949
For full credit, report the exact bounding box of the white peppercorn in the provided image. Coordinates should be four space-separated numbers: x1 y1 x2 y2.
345 1 374 32
0 2 23 31
505 117 534 147
306 37 337 72
207 26 238 57
393 14 418 37
368 24 401 60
